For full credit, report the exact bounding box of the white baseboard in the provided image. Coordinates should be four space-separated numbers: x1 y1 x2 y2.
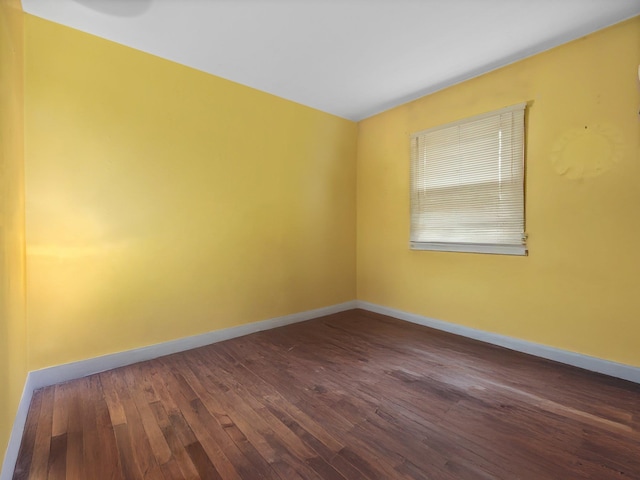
356 301 640 384
1 374 36 480
0 300 356 480
27 301 356 390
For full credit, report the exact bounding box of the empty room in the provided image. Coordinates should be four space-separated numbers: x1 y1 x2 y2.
1 0 640 478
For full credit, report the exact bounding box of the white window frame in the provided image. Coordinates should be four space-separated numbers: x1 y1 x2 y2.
410 103 527 256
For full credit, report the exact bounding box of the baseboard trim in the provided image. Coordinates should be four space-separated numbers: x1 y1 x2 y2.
1 374 36 480
356 301 640 384
28 300 357 390
0 300 356 479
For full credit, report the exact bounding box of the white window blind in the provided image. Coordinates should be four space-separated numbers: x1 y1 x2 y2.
410 103 527 255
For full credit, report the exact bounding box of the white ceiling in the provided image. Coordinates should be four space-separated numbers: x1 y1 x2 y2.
22 0 640 121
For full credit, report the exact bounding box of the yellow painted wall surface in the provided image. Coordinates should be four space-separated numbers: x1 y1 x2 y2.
24 16 357 370
0 0 27 463
357 18 640 367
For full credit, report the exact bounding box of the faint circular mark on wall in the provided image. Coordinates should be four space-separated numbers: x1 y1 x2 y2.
550 123 624 180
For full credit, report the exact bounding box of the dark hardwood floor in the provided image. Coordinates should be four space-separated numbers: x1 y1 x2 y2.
12 309 640 479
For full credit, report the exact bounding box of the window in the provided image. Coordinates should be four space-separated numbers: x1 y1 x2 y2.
410 103 527 256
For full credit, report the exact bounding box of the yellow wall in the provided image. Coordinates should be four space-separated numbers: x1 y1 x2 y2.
0 0 27 462
24 16 357 370
357 17 640 367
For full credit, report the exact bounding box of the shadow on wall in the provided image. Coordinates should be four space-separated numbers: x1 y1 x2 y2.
71 0 152 17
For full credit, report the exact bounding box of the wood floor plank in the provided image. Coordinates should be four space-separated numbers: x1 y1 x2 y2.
12 388 44 480
99 371 127 428
158 458 183 480
46 434 67 480
28 387 55 480
65 380 85 480
113 423 144 480
149 401 201 479
108 369 162 477
50 385 70 439
13 309 640 479
157 368 244 480
184 441 223 480
82 377 103 480
93 376 125 480
123 368 172 466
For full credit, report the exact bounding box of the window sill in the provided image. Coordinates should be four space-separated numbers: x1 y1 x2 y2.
410 242 527 256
